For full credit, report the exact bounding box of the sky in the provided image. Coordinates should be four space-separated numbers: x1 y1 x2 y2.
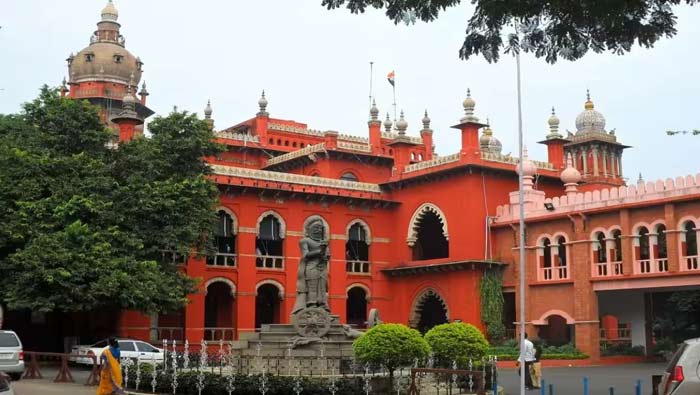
1 0 699 182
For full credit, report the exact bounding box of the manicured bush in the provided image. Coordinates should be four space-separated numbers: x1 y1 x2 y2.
424 322 490 368
353 323 430 385
487 342 588 360
600 342 645 356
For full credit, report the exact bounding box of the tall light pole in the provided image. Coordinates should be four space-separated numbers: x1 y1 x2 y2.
515 39 527 395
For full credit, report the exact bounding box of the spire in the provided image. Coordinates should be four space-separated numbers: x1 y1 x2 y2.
257 90 269 116
60 77 69 97
460 88 478 123
369 99 379 121
422 109 431 130
204 100 213 119
101 0 119 22
396 110 408 135
585 89 594 110
138 81 149 97
383 112 393 132
547 106 562 139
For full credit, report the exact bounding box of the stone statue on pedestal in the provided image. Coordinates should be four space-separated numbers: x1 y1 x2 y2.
291 219 332 341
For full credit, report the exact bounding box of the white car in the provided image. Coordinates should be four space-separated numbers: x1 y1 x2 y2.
70 338 164 365
0 331 23 382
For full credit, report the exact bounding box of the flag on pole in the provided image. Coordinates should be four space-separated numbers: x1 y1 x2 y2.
387 71 395 87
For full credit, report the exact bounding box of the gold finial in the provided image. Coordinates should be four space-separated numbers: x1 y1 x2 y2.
585 89 594 110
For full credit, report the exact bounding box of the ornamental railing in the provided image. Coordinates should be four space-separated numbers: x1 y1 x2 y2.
256 255 284 269
682 255 699 271
346 260 371 274
206 253 237 267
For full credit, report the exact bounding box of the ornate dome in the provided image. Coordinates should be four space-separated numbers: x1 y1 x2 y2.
479 120 502 154
396 110 408 134
575 91 606 133
101 0 118 22
560 154 582 184
69 42 142 84
517 147 537 177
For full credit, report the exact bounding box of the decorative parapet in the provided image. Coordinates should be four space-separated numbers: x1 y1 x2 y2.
495 173 700 223
338 141 371 152
265 143 326 167
211 164 383 193
268 122 325 137
338 134 369 144
404 152 461 173
481 152 555 170
381 131 422 144
214 131 260 143
568 131 618 144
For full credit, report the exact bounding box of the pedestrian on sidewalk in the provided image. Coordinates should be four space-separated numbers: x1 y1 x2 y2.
97 337 125 395
517 333 536 390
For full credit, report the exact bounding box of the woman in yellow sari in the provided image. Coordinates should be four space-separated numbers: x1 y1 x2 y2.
97 337 125 395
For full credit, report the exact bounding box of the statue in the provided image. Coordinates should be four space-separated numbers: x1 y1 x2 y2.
292 218 330 314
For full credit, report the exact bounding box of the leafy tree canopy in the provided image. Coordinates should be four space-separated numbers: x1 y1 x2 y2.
321 0 697 63
0 86 223 314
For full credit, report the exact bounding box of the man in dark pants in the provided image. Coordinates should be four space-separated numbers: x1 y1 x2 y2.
517 333 536 390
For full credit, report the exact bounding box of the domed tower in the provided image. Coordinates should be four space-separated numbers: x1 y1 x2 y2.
562 91 629 189
65 0 153 141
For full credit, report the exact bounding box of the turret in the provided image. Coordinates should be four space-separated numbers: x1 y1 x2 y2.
451 89 487 156
420 110 433 160
368 99 382 154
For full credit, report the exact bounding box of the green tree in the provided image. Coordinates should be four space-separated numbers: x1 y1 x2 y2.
321 0 697 63
0 86 222 314
424 322 489 368
353 323 430 387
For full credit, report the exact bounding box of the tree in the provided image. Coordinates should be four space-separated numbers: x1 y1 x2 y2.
353 323 430 388
424 322 489 368
321 0 697 63
0 86 223 314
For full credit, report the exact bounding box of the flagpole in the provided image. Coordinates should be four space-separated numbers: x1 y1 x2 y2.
392 79 397 124
369 61 374 108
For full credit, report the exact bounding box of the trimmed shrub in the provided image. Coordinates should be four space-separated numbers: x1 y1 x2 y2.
424 322 490 368
353 323 430 380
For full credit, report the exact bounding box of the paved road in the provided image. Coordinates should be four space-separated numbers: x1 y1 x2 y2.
498 363 666 395
9 362 667 394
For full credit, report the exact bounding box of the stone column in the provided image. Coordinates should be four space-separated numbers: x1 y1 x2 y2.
592 145 599 176
581 148 588 175
602 148 608 177
617 152 623 178
665 204 680 272
620 209 634 275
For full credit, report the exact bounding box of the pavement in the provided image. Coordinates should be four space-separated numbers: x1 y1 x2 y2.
8 362 667 394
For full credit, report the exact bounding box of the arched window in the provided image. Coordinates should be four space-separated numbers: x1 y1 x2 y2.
656 224 667 259
541 238 553 280
411 152 416 161
612 229 623 262
292 142 297 147
346 286 368 327
556 236 568 279
411 210 449 260
684 221 698 256
346 222 370 273
340 172 358 182
207 210 236 266
638 226 650 260
256 214 284 269
596 232 607 263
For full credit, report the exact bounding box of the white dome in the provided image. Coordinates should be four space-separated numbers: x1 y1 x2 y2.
575 94 606 133
517 147 537 177
561 164 582 184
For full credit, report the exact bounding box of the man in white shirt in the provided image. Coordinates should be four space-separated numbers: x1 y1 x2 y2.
518 333 536 390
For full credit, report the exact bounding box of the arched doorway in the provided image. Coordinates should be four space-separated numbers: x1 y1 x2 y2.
204 281 235 340
410 290 449 334
346 287 368 327
255 284 281 328
412 211 449 260
538 315 572 346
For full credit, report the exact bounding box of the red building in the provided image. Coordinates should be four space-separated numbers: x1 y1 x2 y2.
5 1 699 360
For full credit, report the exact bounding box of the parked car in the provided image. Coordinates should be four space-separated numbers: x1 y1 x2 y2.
0 372 15 395
658 337 700 395
70 338 164 365
0 331 23 381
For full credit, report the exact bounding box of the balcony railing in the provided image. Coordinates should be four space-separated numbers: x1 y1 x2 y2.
594 261 624 277
346 260 371 274
204 327 235 341
206 253 237 267
539 265 569 281
256 255 284 269
683 255 699 271
635 258 669 274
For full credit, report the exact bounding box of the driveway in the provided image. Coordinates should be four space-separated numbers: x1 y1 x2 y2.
498 363 666 395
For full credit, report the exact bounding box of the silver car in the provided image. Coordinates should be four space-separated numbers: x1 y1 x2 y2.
0 331 23 382
659 337 700 395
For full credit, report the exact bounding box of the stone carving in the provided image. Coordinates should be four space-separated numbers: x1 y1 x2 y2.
291 306 332 342
341 324 364 339
292 219 330 314
367 308 383 328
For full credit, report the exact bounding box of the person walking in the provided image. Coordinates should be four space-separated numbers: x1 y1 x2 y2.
517 333 536 390
97 337 125 395
530 340 543 389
